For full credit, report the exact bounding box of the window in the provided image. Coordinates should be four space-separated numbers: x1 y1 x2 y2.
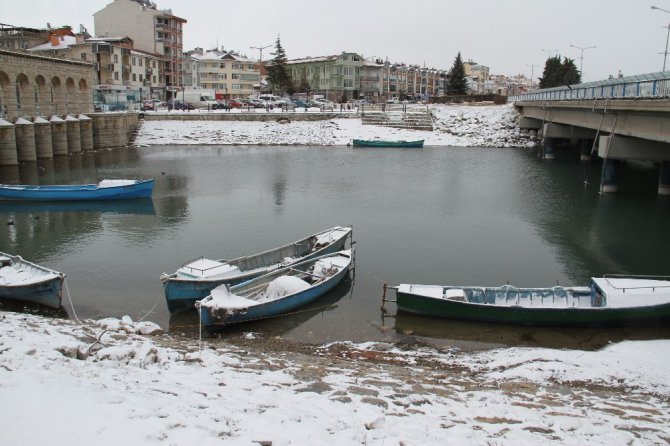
232 84 242 90
344 79 353 88
132 74 137 81
139 59 143 67
113 54 119 63
80 52 87 61
219 63 226 68
114 72 119 80
139 74 143 81
153 76 157 83
132 57 136 66
232 73 240 79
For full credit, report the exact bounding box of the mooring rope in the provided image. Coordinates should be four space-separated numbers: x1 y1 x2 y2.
63 278 83 325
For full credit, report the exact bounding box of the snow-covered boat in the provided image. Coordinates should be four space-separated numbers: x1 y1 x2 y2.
0 252 65 308
388 275 670 326
0 179 154 201
161 226 353 312
197 249 354 332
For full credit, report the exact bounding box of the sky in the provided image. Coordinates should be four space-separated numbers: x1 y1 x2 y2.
3 0 670 82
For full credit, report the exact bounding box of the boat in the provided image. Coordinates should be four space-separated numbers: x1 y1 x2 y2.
0 252 65 308
161 226 353 312
197 249 354 331
352 139 424 148
388 275 670 326
0 179 154 201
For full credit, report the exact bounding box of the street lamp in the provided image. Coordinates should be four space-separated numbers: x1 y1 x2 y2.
525 64 539 88
651 6 670 71
542 48 559 58
569 44 596 78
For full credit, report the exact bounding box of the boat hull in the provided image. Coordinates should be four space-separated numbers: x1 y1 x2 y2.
199 253 353 332
352 139 424 148
397 290 670 326
0 274 64 308
164 227 352 312
0 179 154 201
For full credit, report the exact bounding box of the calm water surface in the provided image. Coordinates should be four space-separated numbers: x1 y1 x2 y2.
1 145 669 350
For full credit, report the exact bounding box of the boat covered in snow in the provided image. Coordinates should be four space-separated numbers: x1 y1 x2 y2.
161 226 353 312
352 139 424 148
197 249 354 331
389 275 670 326
0 252 65 308
0 179 154 201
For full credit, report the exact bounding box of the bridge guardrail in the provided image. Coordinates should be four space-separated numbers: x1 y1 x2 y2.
510 71 670 102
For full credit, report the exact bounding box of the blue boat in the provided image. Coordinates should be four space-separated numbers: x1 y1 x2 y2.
352 139 424 148
161 226 353 313
0 252 65 308
0 179 154 201
197 249 354 332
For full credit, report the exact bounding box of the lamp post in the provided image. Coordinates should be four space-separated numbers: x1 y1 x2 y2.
569 44 596 78
525 64 538 89
542 48 559 58
651 6 670 71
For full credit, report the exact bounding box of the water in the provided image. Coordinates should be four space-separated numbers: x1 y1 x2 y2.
1 145 669 350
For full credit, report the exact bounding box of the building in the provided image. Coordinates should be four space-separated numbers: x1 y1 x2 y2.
361 60 383 102
463 59 490 94
94 0 186 99
0 48 95 119
185 48 261 99
381 62 446 101
286 52 364 102
29 34 164 110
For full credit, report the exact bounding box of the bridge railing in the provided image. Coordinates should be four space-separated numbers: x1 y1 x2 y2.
510 71 670 102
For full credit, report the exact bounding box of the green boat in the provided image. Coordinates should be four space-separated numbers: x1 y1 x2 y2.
388 275 670 326
352 139 424 148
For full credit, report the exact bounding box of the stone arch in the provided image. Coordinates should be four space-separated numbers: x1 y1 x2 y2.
15 73 33 117
78 78 88 114
0 71 10 117
65 77 75 113
34 75 47 116
51 76 63 115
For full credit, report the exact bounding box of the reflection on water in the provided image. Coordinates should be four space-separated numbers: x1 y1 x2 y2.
391 311 670 352
1 145 669 350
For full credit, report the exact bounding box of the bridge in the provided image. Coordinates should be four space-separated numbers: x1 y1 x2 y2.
511 72 670 194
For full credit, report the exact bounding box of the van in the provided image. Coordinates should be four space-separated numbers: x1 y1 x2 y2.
258 95 288 106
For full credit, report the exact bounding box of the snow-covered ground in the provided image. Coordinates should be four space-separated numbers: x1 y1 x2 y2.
4 106 668 444
1 311 669 445
135 104 535 148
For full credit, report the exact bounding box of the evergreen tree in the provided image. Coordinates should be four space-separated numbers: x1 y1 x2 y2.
266 35 291 94
539 56 581 88
447 52 468 95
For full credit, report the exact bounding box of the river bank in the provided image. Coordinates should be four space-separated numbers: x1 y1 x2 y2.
1 311 669 445
135 103 536 148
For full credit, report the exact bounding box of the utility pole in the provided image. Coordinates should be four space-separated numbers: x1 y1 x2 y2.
250 44 271 63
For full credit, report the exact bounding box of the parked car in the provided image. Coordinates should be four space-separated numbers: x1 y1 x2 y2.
291 99 309 108
170 100 194 111
213 100 231 110
249 98 265 108
141 101 155 111
227 99 243 108
386 98 400 104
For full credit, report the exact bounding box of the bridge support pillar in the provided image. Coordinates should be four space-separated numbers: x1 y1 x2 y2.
659 161 670 196
600 159 619 194
543 138 556 160
580 139 592 162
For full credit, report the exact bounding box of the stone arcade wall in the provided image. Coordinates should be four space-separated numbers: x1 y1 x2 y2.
0 49 95 119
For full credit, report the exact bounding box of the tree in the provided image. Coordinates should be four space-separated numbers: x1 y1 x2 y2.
266 35 291 94
538 56 581 88
447 52 468 95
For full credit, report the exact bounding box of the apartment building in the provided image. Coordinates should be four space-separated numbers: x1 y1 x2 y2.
286 52 364 102
29 34 164 110
361 60 384 102
381 62 446 101
463 59 490 94
94 0 186 99
185 48 261 99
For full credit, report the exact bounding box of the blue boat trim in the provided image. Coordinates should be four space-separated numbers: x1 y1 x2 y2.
0 252 65 308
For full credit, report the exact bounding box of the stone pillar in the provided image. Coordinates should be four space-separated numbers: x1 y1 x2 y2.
78 114 93 151
34 116 54 159
65 115 81 154
543 138 556 160
580 139 592 162
14 118 37 162
659 161 670 196
51 115 68 156
0 118 18 166
600 159 619 194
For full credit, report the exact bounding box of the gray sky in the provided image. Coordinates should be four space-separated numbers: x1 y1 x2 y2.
4 0 669 82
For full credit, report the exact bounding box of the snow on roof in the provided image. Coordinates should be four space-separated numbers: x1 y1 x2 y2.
29 35 77 51
287 55 340 64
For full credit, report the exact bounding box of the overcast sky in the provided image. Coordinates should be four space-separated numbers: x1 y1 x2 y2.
4 0 669 82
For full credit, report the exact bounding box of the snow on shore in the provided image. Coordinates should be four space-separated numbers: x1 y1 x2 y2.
2 311 669 445
135 104 534 148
